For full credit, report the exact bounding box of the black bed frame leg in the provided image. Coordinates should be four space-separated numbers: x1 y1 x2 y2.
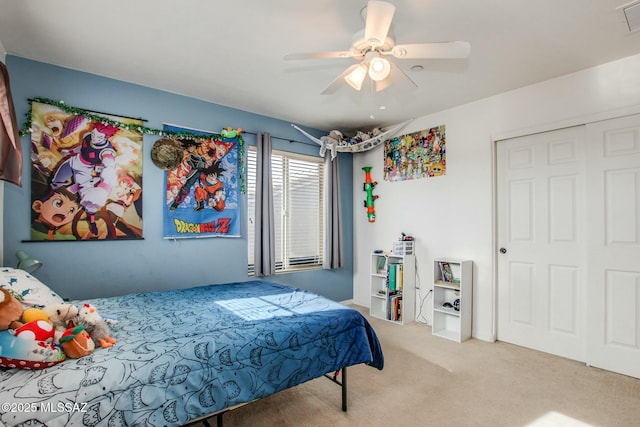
202 414 223 427
341 367 347 412
323 367 349 412
203 366 348 427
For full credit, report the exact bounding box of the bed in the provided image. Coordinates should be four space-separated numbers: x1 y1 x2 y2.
0 279 384 427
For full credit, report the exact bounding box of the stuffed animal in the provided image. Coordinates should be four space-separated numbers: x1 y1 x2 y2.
42 303 79 332
0 288 25 330
319 130 343 160
14 320 55 344
75 303 116 348
22 307 49 324
0 290 67 369
220 127 242 139
40 303 79 344
59 325 95 358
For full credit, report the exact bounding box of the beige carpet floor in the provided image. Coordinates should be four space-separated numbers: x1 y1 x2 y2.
194 305 640 427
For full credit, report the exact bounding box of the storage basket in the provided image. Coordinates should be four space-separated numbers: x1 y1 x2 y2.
392 240 414 255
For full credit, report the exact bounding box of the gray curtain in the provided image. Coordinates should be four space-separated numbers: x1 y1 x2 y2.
254 132 276 276
0 61 22 187
323 152 344 269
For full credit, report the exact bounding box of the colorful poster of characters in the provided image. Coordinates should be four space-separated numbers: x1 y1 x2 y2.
29 101 143 240
383 125 446 181
163 124 240 239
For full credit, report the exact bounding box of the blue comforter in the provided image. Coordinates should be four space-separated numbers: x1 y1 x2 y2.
0 280 383 426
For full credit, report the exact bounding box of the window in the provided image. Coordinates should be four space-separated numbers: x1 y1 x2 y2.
247 147 324 275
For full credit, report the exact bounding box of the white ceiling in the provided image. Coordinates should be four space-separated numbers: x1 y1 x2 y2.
1 0 639 133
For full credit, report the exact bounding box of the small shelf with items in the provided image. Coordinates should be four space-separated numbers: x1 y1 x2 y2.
370 251 415 325
432 258 472 342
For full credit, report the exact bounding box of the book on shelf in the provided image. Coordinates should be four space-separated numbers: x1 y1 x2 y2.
439 261 454 282
388 264 397 290
376 255 387 274
389 294 403 321
397 263 403 291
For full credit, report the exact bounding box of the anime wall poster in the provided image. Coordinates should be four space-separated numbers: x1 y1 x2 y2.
383 125 446 181
162 124 241 239
29 101 143 241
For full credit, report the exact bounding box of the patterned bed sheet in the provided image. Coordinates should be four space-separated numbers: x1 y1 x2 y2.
0 280 383 426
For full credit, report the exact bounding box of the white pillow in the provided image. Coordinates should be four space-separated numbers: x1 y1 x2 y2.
0 267 64 308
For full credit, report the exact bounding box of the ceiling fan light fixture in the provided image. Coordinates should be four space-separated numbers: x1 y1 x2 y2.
344 63 368 90
368 56 391 81
287 1 470 95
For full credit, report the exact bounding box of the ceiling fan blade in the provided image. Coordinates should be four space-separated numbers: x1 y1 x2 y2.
364 1 396 47
375 62 417 92
284 50 358 60
320 64 360 95
393 64 418 88
390 41 471 59
374 76 392 92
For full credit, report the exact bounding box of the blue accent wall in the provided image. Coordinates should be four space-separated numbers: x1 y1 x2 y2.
2 56 354 302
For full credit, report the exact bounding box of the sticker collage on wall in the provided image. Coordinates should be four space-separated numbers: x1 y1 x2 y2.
384 125 446 181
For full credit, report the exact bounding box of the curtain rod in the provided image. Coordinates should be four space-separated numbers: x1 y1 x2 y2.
28 98 148 123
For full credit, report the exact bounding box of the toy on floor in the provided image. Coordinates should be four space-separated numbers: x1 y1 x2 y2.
75 303 116 348
363 166 378 223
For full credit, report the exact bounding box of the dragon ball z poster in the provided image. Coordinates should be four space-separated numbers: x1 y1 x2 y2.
163 124 240 239
29 101 143 240
384 125 446 181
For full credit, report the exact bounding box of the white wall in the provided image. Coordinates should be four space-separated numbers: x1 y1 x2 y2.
352 53 640 342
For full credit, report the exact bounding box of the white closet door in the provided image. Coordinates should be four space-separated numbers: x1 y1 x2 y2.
586 114 640 379
497 126 587 362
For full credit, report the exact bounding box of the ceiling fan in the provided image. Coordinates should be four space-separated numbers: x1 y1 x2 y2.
284 1 470 94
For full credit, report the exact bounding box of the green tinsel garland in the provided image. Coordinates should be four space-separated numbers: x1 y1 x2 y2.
20 97 246 194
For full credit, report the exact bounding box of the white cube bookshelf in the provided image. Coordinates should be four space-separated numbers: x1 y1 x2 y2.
369 251 415 325
432 258 473 342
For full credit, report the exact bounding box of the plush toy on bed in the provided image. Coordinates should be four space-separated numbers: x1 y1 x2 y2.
13 318 55 344
0 288 25 330
41 303 79 344
22 307 50 324
59 325 95 358
42 303 79 332
0 288 66 369
75 303 116 348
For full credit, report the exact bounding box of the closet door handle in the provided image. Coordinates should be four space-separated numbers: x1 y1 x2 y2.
499 248 507 254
